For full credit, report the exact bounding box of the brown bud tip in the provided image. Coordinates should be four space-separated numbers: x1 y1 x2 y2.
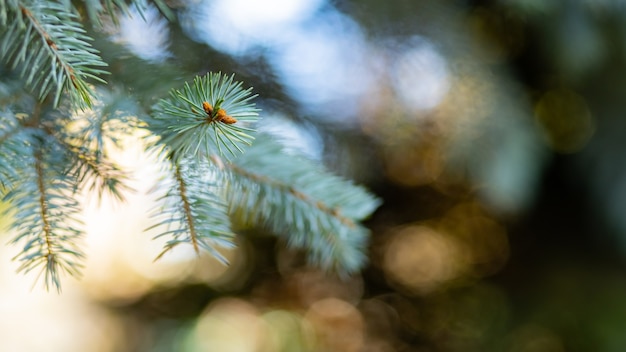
220 115 238 124
202 101 213 114
216 113 237 125
216 109 236 123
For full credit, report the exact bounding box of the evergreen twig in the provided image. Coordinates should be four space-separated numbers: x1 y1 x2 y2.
148 155 234 263
219 135 381 273
5 133 84 292
0 0 108 107
149 72 260 161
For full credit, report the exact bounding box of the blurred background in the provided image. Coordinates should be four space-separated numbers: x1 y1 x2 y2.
4 0 626 350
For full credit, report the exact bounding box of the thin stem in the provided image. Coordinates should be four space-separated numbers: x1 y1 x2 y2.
174 161 199 253
223 157 356 228
34 149 55 267
19 4 81 101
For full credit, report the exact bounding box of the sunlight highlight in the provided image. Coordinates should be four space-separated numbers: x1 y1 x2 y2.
184 0 324 55
111 3 171 62
391 38 450 112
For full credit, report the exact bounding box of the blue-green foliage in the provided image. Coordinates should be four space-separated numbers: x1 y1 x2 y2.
0 1 382 290
0 0 107 108
224 135 382 274
150 73 260 160
148 155 235 264
3 132 84 292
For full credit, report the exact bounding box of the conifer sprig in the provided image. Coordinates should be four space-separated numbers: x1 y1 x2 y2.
0 0 108 108
1 96 133 290
148 156 235 263
5 133 84 292
64 144 129 202
221 135 382 273
149 72 260 161
54 90 139 201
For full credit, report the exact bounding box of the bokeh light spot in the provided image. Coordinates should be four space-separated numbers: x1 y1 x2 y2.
304 298 365 352
383 225 463 295
262 310 311 351
182 0 325 55
110 3 171 62
192 298 268 352
534 89 595 153
391 38 451 113
216 0 324 34
268 11 374 119
438 202 509 278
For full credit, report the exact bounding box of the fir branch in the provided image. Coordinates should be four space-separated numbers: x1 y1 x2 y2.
149 72 260 161
4 133 84 292
76 88 141 150
63 144 130 202
49 88 138 201
59 87 141 151
220 134 381 274
148 155 235 263
0 0 108 108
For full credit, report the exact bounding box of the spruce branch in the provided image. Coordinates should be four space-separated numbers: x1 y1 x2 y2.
0 0 108 108
62 87 141 152
54 89 139 201
63 144 130 202
148 155 235 263
35 91 137 202
145 72 259 263
219 135 381 274
4 133 84 292
149 72 260 161
0 97 134 290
